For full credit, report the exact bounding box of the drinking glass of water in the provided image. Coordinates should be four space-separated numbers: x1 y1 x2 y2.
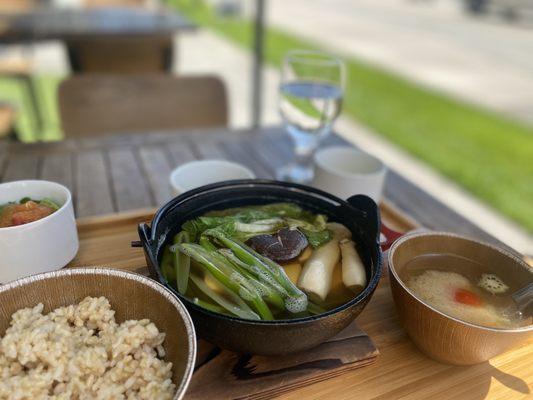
277 50 345 183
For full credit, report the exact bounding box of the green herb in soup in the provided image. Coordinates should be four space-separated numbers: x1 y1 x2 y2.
0 198 60 228
160 203 368 320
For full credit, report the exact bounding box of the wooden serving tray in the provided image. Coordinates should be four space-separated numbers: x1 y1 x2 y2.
68 204 533 399
68 202 417 400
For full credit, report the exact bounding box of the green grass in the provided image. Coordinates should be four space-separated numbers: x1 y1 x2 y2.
169 0 533 233
0 75 63 142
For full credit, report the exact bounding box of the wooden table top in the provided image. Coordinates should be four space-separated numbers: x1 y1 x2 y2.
0 126 508 250
2 127 532 398
70 209 533 400
0 6 195 43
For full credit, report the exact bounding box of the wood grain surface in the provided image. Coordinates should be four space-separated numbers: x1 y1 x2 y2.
187 322 378 400
0 127 512 254
58 75 228 136
69 208 533 400
71 209 382 399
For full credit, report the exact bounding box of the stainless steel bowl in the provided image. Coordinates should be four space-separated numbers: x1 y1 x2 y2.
0 268 197 399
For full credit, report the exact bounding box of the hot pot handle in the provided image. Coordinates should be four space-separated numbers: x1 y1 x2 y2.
345 194 404 251
131 223 152 248
135 223 161 279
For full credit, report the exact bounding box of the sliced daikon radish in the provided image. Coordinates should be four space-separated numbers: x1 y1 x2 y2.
340 239 367 293
478 274 509 294
327 222 352 241
297 239 340 302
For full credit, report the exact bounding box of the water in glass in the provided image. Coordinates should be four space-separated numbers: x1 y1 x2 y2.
277 51 344 183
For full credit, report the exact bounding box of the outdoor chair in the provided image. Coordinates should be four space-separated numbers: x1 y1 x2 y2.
66 35 174 74
70 1 171 74
58 74 228 137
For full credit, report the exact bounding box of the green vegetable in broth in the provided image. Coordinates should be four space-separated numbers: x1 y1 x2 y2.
199 236 217 252
182 203 332 248
206 202 303 218
189 273 260 320
307 301 327 316
160 203 361 321
160 246 175 283
218 248 286 310
178 243 274 320
207 232 308 313
172 231 191 294
191 297 227 315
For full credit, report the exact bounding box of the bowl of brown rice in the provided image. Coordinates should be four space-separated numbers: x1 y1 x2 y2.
0 268 196 399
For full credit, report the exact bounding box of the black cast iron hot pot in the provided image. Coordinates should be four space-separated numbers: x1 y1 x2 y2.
138 180 383 355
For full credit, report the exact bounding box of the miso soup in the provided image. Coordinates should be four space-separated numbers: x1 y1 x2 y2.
401 253 532 329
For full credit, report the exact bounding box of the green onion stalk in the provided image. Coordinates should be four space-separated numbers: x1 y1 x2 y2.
205 232 308 314
217 248 285 310
178 243 274 320
170 231 191 294
189 273 259 320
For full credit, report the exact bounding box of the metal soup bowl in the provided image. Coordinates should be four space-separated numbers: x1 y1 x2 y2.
0 268 197 400
138 179 382 355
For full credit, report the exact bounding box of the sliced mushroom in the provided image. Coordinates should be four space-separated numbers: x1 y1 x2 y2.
246 228 309 262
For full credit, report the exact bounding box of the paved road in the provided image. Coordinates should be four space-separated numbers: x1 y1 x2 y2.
268 0 533 125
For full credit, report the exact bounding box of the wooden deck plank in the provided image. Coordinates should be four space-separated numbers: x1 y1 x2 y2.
2 152 40 182
222 139 273 179
0 127 512 253
40 152 73 191
107 148 154 212
166 141 197 166
193 138 229 160
252 135 294 177
75 150 114 217
138 145 175 206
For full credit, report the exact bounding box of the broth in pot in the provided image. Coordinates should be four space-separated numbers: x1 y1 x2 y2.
159 202 369 321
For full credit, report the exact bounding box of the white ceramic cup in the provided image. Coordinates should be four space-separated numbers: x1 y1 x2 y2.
170 160 256 196
312 146 387 202
0 180 79 283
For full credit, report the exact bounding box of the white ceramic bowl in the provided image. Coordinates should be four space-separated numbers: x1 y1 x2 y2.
312 146 387 202
0 180 79 283
169 160 255 196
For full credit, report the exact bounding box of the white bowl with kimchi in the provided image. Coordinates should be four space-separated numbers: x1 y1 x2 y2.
0 180 78 283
